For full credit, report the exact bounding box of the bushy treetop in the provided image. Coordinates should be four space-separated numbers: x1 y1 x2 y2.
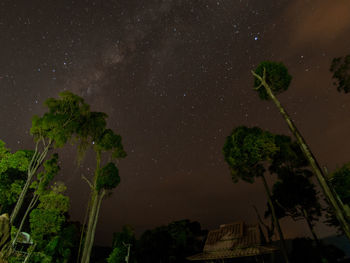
96 162 120 191
223 126 278 183
253 61 292 100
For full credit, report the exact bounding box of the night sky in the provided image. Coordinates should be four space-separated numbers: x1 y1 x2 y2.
1 0 350 246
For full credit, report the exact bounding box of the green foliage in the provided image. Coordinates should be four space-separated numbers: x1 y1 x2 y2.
95 129 127 159
112 225 136 248
32 223 80 263
29 184 78 263
331 163 350 206
107 226 135 263
96 162 120 191
253 61 292 100
31 153 60 195
30 91 91 148
325 163 350 231
330 54 350 93
107 247 127 263
223 126 278 183
0 140 32 214
29 183 69 248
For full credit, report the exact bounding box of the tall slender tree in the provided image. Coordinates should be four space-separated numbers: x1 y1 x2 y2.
251 61 350 240
223 126 289 263
11 153 61 248
267 168 322 244
10 91 90 225
78 113 126 263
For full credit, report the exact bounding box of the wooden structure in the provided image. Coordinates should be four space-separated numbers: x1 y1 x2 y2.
187 222 278 262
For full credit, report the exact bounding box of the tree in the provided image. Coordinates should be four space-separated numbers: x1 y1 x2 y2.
78 115 127 263
10 91 91 225
135 220 205 263
223 126 289 263
267 168 322 243
28 182 71 263
107 225 136 263
330 54 350 93
10 153 61 249
290 238 344 263
251 61 350 240
0 140 32 215
325 163 350 233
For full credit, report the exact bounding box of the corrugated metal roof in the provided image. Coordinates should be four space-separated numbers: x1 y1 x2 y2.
187 245 278 260
187 222 278 261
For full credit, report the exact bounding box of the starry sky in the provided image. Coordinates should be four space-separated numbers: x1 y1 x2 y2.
1 0 350 246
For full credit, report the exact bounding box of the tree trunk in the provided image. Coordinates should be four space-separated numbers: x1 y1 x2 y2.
80 191 99 263
302 209 320 245
261 175 290 263
10 140 50 224
12 194 39 247
80 151 101 263
85 190 105 262
252 70 350 241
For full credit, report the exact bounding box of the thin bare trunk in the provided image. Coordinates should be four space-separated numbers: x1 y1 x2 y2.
80 151 101 263
12 194 39 247
80 191 98 263
302 209 320 245
261 175 289 263
10 140 51 224
85 189 105 262
252 69 350 241
77 191 93 263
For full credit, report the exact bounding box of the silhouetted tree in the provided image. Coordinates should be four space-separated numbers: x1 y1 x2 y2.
330 54 350 93
290 238 344 263
251 61 350 240
223 126 289 263
267 168 322 244
325 163 350 233
135 220 205 263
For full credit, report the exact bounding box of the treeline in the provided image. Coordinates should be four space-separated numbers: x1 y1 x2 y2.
106 220 206 263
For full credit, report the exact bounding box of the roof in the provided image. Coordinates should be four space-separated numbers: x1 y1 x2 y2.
187 222 278 261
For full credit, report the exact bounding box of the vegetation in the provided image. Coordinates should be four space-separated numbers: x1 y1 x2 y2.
330 54 350 93
252 61 350 240
106 220 206 263
0 141 32 216
223 126 289 263
1 53 350 262
78 121 126 263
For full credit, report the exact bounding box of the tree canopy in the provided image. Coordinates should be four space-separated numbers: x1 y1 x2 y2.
0 140 32 215
223 126 278 183
330 54 350 93
253 61 292 100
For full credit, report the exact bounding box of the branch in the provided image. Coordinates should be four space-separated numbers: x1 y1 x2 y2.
251 68 268 90
81 175 93 189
